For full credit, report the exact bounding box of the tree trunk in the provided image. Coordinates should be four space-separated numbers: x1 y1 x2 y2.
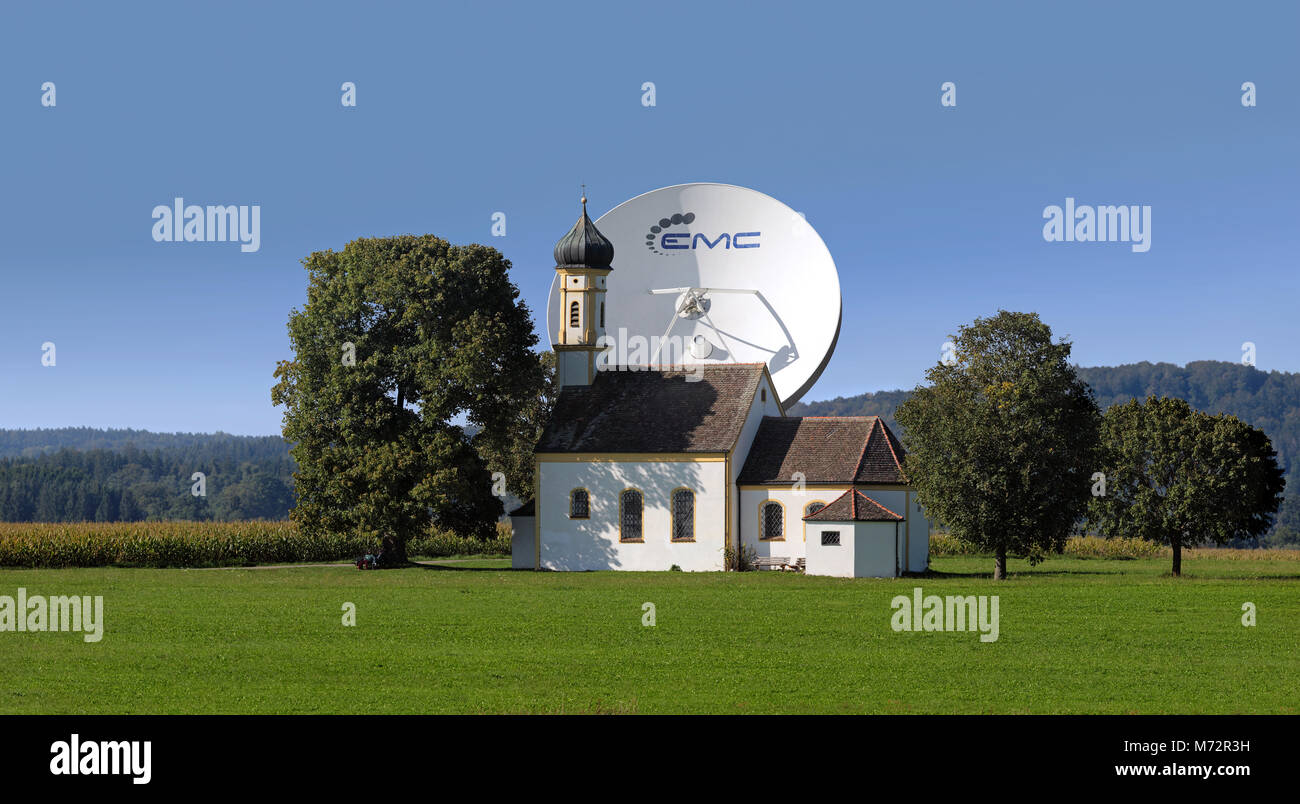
993 547 1007 580
1171 535 1181 577
378 534 409 568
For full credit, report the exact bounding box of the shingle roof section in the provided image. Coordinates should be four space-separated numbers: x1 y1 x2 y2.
804 489 903 522
537 364 765 453
737 416 907 484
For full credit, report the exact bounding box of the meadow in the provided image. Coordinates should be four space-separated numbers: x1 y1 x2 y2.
1 555 1296 714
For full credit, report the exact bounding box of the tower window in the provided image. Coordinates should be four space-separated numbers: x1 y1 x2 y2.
600 302 605 329
620 489 643 542
570 300 580 327
671 488 695 542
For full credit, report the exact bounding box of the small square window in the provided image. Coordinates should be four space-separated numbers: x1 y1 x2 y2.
821 531 841 546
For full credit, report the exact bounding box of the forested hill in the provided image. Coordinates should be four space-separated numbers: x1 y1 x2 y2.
0 427 289 460
0 429 294 522
791 361 1300 543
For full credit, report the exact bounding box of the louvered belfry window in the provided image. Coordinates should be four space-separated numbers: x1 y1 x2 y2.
761 501 783 541
620 489 643 542
671 488 695 541
570 300 580 327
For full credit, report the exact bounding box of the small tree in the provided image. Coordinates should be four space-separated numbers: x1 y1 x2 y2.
1087 396 1284 576
895 311 1101 579
272 235 547 565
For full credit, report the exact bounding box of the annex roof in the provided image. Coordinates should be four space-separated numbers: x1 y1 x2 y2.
803 489 904 522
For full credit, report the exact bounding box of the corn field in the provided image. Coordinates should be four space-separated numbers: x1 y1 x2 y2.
0 521 510 568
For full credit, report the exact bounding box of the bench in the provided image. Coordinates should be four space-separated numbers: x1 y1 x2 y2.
754 556 808 571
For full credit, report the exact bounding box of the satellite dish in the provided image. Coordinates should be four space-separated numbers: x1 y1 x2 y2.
546 183 842 406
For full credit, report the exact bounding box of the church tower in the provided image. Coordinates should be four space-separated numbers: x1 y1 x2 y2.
553 193 614 387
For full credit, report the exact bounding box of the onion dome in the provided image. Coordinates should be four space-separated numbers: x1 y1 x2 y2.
554 195 614 270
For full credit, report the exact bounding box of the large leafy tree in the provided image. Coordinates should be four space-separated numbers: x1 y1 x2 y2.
473 349 556 508
1086 396 1284 575
895 311 1101 579
272 235 547 564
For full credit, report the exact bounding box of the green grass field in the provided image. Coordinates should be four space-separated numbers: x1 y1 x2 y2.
1 556 1296 714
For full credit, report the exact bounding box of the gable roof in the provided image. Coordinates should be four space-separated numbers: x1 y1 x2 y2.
536 364 766 453
804 489 903 522
737 416 906 484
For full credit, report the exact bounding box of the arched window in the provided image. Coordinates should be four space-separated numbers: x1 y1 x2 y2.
570 300 580 327
620 489 643 542
803 501 826 542
671 488 695 542
760 501 784 541
569 488 589 519
599 302 605 328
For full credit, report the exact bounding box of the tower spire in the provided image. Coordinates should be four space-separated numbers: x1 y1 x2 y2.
553 191 614 387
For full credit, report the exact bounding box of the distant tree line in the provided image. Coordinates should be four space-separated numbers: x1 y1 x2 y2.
794 360 1300 548
0 431 295 522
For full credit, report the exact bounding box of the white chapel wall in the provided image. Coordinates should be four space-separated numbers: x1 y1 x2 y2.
538 458 727 571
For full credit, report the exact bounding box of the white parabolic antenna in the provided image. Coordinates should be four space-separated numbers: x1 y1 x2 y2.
547 183 842 406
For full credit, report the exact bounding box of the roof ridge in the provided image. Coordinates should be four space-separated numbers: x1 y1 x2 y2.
850 419 875 481
877 418 905 475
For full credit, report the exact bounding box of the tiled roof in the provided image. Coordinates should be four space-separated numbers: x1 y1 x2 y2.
804 489 903 522
737 416 907 484
537 364 765 453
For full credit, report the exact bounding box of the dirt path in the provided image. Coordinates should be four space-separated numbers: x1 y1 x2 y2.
191 558 501 571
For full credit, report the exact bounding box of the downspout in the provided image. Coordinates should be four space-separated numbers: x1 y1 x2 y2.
895 521 900 576
734 482 741 571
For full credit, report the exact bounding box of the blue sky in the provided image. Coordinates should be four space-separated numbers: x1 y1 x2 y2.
1 1 1296 435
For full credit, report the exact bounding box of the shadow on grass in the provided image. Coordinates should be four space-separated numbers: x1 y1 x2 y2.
919 566 1300 581
914 567 1123 579
407 560 513 572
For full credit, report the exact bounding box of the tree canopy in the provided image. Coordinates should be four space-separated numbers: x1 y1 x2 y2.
271 235 547 563
894 311 1101 578
1086 397 1285 575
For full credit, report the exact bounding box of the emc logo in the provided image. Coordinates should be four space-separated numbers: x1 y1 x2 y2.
661 231 761 250
645 211 761 255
